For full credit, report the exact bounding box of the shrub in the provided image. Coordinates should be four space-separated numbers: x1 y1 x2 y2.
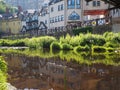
61 43 73 50
0 57 7 90
50 42 61 50
38 36 56 48
0 40 10 46
107 48 114 52
74 45 90 52
92 46 106 53
10 40 25 46
0 57 7 73
73 26 93 35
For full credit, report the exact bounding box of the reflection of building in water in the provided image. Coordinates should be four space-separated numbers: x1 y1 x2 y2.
5 54 120 90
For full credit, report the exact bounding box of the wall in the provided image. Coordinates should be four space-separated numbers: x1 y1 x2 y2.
1 18 22 34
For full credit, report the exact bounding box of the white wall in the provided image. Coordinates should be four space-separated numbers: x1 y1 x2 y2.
49 1 65 29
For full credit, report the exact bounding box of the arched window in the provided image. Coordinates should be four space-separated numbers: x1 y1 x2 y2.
68 11 80 20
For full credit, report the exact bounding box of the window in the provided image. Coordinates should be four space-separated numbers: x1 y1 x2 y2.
93 1 96 7
67 0 75 9
97 1 100 6
61 15 64 21
58 5 60 11
50 18 52 23
58 16 60 22
45 20 47 24
51 7 54 12
61 4 64 10
86 2 89 6
55 16 58 22
93 1 100 7
68 11 80 20
76 0 80 8
58 4 64 11
52 17 54 23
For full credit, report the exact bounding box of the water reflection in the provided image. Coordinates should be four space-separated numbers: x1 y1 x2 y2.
2 54 119 90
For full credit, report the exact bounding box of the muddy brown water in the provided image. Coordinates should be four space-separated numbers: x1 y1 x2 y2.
2 53 120 90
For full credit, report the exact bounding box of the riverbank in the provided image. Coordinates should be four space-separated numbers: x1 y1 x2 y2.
0 32 120 53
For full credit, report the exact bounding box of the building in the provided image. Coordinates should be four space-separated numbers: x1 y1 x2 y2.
83 0 108 21
0 17 22 35
86 0 120 32
40 0 82 32
110 8 120 32
39 0 109 32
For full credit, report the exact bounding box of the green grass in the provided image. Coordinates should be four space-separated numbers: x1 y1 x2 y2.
0 57 7 90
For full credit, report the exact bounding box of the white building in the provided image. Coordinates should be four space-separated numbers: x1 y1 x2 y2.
110 8 120 32
40 0 82 31
83 0 109 20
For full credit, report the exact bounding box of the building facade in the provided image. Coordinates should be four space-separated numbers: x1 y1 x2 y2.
1 18 22 34
110 8 120 32
83 0 108 21
39 0 108 32
40 0 82 32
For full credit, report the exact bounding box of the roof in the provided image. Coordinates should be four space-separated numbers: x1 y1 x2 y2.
49 0 63 5
86 0 120 8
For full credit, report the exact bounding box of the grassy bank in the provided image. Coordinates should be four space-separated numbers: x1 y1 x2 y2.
0 57 7 90
0 32 120 53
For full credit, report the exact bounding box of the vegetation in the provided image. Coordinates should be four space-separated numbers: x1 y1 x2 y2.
0 56 7 90
0 0 18 14
0 32 120 53
72 26 93 35
25 36 56 49
0 49 120 66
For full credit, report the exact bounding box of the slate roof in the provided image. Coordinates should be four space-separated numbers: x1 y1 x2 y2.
49 0 63 5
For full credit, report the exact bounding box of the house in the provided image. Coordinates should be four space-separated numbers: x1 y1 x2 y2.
110 8 120 32
39 0 82 32
86 0 120 32
0 15 22 35
83 0 108 21
39 0 109 33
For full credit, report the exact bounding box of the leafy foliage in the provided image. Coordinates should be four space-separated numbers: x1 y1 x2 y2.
72 26 93 35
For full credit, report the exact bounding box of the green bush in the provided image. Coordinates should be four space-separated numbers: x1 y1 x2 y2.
39 36 56 48
0 70 7 90
73 26 93 35
92 46 106 53
0 57 7 73
10 40 25 46
0 57 7 90
107 48 114 52
61 43 73 50
50 42 61 50
74 45 90 52
25 36 56 49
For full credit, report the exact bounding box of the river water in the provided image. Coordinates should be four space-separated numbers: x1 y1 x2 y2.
1 49 120 90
